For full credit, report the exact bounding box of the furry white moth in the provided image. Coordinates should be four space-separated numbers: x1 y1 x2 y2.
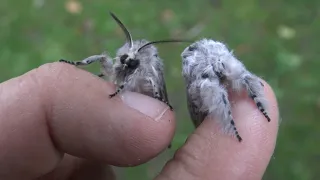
59 12 190 148
59 12 189 110
181 38 271 142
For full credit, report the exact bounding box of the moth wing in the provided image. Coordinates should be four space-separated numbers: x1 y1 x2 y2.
152 57 169 103
156 61 170 103
186 83 208 127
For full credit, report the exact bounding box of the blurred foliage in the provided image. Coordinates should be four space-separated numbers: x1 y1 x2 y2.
0 0 319 179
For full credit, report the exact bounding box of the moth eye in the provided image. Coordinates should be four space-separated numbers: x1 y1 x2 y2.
201 73 209 79
188 45 197 51
127 59 140 69
120 54 128 64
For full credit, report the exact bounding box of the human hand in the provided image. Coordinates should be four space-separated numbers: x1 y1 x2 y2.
0 63 278 180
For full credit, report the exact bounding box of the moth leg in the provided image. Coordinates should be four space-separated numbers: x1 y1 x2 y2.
243 75 271 122
109 84 124 98
99 54 114 79
148 78 173 110
200 79 242 142
97 73 105 77
219 91 242 142
59 54 107 66
109 70 137 98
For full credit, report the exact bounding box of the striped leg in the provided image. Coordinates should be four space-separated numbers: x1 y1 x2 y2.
59 55 107 66
244 76 271 122
200 78 242 142
221 93 243 142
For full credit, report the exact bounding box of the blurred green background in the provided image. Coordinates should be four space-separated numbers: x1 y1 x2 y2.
1 0 319 179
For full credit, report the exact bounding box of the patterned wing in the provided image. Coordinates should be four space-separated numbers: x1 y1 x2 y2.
156 59 170 104
185 83 208 127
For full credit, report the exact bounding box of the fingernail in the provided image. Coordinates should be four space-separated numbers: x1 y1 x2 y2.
120 91 170 121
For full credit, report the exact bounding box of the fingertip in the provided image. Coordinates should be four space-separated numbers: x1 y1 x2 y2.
109 92 177 166
198 80 279 179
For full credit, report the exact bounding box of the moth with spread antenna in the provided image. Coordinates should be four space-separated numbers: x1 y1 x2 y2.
59 12 191 112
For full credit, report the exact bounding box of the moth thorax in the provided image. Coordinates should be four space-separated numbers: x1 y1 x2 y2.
127 52 135 61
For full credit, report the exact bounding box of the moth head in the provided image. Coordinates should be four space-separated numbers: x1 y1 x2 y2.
118 39 191 70
119 53 140 70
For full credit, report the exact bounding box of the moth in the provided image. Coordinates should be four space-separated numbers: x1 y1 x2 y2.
59 12 189 110
181 38 271 142
59 12 190 148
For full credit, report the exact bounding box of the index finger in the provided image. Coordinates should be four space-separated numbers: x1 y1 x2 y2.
156 81 279 180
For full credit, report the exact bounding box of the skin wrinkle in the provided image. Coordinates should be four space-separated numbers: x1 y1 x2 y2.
156 161 176 180
173 148 203 179
161 132 211 180
31 65 61 155
46 64 112 158
181 131 212 169
30 67 66 171
36 155 76 180
0 70 62 180
34 63 69 154
158 159 199 180
29 67 67 178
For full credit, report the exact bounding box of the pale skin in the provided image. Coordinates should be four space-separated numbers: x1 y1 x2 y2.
0 63 279 180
